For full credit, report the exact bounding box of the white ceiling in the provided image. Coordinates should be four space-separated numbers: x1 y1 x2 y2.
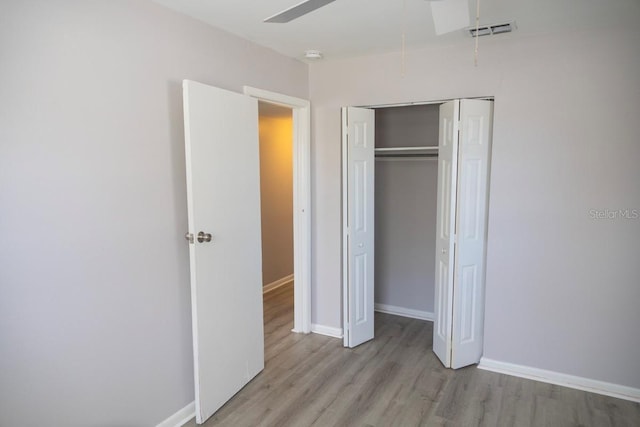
150 0 639 61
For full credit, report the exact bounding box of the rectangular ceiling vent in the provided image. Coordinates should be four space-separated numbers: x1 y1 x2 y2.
467 21 516 38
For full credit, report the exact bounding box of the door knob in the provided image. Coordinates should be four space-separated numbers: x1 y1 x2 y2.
185 232 194 244
197 231 212 243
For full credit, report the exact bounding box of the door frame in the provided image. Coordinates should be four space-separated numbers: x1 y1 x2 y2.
243 86 311 334
341 108 349 346
341 96 494 350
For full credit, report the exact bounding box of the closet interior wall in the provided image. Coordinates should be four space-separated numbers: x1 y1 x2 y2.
374 104 440 317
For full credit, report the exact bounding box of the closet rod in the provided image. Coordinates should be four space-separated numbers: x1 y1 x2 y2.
375 153 438 158
374 146 438 152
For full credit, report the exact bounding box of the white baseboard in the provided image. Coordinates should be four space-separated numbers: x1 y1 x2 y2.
478 358 640 403
263 274 294 294
156 401 195 427
374 303 434 322
311 323 343 338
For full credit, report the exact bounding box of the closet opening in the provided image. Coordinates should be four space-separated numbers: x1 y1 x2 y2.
373 104 440 322
342 98 494 369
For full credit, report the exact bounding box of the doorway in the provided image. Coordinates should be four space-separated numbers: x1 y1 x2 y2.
258 101 295 333
245 86 311 334
341 99 494 368
183 82 312 423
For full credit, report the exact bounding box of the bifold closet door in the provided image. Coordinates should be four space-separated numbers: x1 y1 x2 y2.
433 99 493 369
433 100 459 368
450 99 493 369
342 107 375 348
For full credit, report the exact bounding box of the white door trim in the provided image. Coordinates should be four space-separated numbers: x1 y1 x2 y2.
243 86 311 334
358 96 494 109
341 108 349 346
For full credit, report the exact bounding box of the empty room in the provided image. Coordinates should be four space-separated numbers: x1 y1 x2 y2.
1 1 639 426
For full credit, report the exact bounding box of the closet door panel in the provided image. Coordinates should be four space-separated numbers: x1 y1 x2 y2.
343 107 375 348
433 100 459 368
451 99 493 369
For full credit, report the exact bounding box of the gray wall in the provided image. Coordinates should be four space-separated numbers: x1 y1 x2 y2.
374 105 439 314
309 24 640 389
375 159 437 313
258 105 294 286
375 104 440 148
0 1 307 426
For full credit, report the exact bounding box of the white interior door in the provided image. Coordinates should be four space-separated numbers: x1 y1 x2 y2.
183 80 264 424
433 100 460 368
342 107 375 348
450 99 493 368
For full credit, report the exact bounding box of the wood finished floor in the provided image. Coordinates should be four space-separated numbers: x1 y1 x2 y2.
188 283 640 427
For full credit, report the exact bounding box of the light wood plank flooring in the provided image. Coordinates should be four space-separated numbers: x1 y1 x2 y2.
188 283 640 426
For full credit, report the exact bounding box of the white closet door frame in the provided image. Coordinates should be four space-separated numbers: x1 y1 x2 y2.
339 97 494 364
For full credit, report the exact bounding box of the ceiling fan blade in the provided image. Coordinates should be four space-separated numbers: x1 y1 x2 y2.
264 0 336 23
